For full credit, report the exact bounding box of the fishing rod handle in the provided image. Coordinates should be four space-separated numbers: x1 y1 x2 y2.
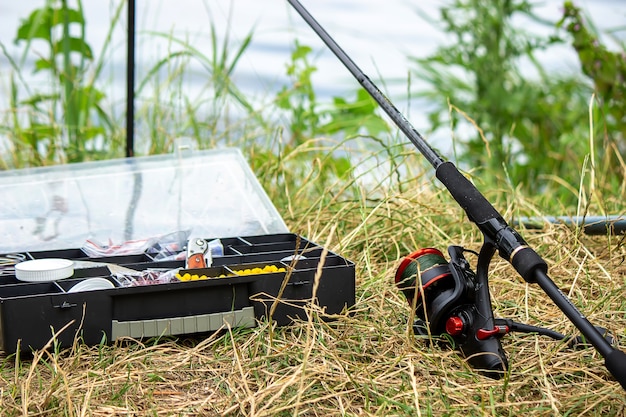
435 162 548 282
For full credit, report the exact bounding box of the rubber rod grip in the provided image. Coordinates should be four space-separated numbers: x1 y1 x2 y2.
435 162 500 224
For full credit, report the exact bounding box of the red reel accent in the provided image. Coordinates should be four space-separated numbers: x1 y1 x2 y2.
446 316 465 336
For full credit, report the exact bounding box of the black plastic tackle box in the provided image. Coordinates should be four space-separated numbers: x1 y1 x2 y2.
0 148 355 354
0 233 355 353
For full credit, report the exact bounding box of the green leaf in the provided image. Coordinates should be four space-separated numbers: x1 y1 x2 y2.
332 156 352 177
292 44 312 61
51 7 85 26
361 115 390 137
76 125 105 141
15 7 52 43
52 37 93 59
275 87 292 109
20 93 60 106
22 123 58 147
320 88 390 136
34 58 53 72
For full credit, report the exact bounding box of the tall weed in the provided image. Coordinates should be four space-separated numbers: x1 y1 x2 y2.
0 0 126 167
409 0 624 208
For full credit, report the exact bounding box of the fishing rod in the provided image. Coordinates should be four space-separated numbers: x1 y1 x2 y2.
287 0 626 390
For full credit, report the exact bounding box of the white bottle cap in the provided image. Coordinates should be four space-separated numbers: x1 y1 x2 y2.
14 259 74 282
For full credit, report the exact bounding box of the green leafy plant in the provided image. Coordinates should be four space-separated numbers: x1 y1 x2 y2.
275 40 320 144
560 2 626 128
276 40 390 145
558 1 626 196
411 0 595 205
269 40 395 197
0 0 125 167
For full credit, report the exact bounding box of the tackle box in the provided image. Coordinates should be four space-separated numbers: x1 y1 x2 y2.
0 148 355 354
0 233 355 353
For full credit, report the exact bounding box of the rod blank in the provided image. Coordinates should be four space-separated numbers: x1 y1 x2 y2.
287 0 444 168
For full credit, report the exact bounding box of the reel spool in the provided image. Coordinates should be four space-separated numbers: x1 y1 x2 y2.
395 247 474 336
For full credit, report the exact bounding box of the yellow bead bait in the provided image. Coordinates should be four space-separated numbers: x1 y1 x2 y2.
176 264 285 281
176 272 208 281
233 265 286 275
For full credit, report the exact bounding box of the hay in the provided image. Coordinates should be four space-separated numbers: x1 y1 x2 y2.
1 150 624 416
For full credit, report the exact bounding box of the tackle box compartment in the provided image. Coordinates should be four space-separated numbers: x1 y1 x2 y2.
0 233 355 353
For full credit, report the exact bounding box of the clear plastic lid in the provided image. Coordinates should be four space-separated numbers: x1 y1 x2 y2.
0 148 288 252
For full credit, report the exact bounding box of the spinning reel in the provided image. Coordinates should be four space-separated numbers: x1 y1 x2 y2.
395 245 614 378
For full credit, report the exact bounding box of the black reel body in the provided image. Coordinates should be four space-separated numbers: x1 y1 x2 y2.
395 246 508 378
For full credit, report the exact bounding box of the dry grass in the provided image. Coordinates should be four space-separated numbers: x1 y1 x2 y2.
0 146 625 416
